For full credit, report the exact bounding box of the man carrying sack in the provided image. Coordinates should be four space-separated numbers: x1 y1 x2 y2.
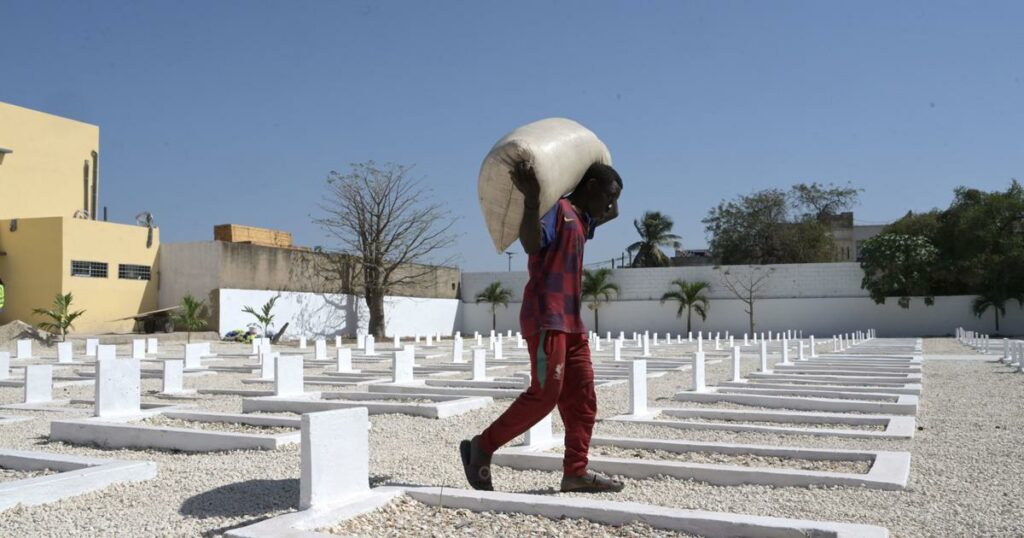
461 160 624 493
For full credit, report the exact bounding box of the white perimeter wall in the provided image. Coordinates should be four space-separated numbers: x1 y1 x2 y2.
459 263 1024 337
218 288 459 338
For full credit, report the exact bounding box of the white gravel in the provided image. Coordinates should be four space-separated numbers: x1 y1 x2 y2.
0 338 1020 537
319 494 697 537
0 467 57 483
139 415 298 435
576 445 873 474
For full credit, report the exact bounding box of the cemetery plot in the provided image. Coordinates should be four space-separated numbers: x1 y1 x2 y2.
721 379 922 396
0 448 156 511
226 408 888 538
241 391 492 419
491 436 911 490
673 389 920 415
49 411 301 452
0 415 33 425
604 407 916 439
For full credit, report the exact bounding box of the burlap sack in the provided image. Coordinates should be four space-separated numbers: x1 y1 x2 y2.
478 118 612 253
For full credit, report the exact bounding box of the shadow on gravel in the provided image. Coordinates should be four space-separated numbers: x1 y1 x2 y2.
180 478 299 520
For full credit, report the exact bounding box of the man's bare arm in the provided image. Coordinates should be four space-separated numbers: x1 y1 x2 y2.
511 162 543 255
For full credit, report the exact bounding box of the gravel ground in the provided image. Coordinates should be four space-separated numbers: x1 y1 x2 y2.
0 338 1021 537
139 416 298 435
319 495 697 537
0 467 57 483
921 338 979 355
560 445 873 474
654 415 885 431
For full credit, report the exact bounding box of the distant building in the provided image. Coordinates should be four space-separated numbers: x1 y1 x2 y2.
670 248 715 267
827 212 886 262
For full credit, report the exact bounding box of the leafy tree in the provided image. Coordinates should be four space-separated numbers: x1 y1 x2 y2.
316 162 458 338
33 293 85 342
172 295 208 343
628 211 681 267
475 282 512 333
790 182 862 222
972 288 1024 333
704 183 858 264
660 279 710 334
243 296 279 338
858 234 939 308
582 268 619 334
716 266 775 335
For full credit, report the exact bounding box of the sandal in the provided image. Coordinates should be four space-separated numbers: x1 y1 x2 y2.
560 470 625 493
459 436 494 491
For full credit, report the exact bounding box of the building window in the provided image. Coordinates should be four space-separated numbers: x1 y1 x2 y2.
71 260 108 278
118 264 151 281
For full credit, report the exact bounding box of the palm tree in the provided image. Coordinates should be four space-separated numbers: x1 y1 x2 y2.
660 279 711 334
33 293 86 342
628 211 682 267
172 295 209 343
582 268 619 334
475 282 512 333
972 288 1024 333
243 296 279 338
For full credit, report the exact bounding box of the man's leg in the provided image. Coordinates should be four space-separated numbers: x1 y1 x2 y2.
557 333 625 493
460 331 567 490
556 332 596 477
479 330 566 453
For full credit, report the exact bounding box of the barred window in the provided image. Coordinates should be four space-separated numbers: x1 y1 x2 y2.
118 264 151 281
71 260 108 278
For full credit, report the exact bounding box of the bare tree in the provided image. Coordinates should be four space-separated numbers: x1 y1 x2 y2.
715 265 776 335
315 162 458 338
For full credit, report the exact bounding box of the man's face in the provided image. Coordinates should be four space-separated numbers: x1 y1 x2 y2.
585 178 622 225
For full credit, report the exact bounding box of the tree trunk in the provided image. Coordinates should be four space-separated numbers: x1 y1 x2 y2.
995 309 1000 333
492 306 496 333
367 290 386 338
595 307 600 335
747 300 755 335
686 307 692 334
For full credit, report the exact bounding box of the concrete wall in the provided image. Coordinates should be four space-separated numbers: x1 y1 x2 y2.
217 288 459 338
462 263 868 303
459 294 1022 337
0 101 100 219
458 264 1022 337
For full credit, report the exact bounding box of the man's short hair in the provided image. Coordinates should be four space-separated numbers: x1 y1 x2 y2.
583 163 623 190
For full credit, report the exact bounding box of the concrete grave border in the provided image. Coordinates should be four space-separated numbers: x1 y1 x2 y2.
492 435 911 490
721 380 922 396
604 407 916 439
0 448 157 511
225 485 888 538
673 389 920 415
49 411 301 452
241 391 492 419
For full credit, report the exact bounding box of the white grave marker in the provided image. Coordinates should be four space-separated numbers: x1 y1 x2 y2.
731 346 742 382
97 345 117 361
336 348 353 372
132 339 146 360
146 337 159 355
314 339 327 361
524 413 552 448
275 355 305 396
692 352 706 392
86 338 99 357
184 343 203 370
629 359 647 416
57 342 73 364
300 407 370 510
95 359 140 418
392 349 413 384
0 352 9 380
161 360 185 394
452 338 464 364
472 349 487 381
299 336 307 349
759 340 769 372
24 364 53 404
16 340 32 359
260 353 278 380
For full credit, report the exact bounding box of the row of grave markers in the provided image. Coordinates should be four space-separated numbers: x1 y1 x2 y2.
957 327 1024 373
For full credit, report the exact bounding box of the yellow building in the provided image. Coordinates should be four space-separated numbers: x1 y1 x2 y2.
0 101 159 333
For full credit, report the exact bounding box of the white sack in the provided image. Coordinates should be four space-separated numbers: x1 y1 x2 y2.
478 118 612 253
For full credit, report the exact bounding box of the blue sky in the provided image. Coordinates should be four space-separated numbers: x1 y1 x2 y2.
2 1 1022 272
